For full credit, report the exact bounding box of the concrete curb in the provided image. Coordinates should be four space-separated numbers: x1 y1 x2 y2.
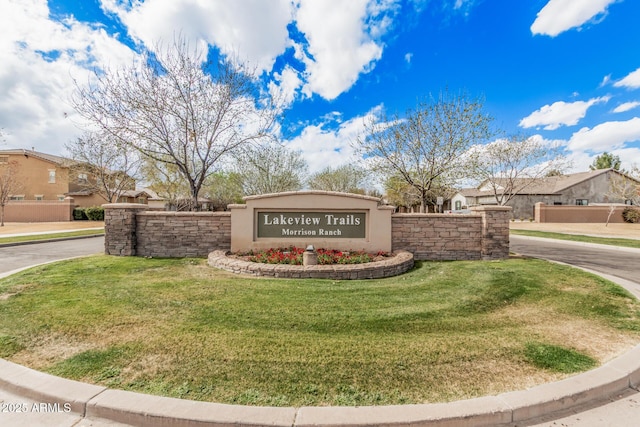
1 345 639 427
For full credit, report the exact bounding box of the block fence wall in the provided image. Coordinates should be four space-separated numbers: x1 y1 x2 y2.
534 202 629 223
103 204 510 261
3 198 75 222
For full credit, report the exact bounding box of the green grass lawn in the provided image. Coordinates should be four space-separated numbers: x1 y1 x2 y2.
0 229 104 245
510 229 640 249
0 255 639 406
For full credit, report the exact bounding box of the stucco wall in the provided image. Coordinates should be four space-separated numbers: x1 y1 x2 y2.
1 152 70 201
534 203 629 223
3 199 75 222
230 191 394 253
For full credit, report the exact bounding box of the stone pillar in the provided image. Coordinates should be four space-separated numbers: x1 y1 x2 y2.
471 205 512 260
534 202 545 223
64 197 75 221
102 203 148 256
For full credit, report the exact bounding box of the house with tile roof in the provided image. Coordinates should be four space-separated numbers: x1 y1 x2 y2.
452 168 640 220
0 148 148 208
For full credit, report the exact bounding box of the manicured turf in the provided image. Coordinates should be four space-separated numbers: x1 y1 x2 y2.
0 229 104 245
0 255 638 406
510 229 640 249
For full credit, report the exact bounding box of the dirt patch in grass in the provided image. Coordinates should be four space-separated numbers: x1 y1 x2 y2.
12 333 94 370
496 305 638 362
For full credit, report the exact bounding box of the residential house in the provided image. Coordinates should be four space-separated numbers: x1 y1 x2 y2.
452 168 639 219
0 148 138 208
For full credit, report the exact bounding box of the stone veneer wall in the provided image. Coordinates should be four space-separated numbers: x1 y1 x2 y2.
391 214 483 260
135 211 231 257
103 204 510 261
391 206 511 261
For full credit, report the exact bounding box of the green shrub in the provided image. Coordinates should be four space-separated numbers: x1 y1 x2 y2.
85 206 105 221
622 207 640 224
73 208 88 221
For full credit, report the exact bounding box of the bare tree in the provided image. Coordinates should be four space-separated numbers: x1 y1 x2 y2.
356 91 495 212
72 35 278 209
65 132 141 203
468 134 567 206
607 168 640 205
0 160 22 226
308 164 369 194
232 142 307 195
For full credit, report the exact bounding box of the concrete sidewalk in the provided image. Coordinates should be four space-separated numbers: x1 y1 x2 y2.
0 221 105 237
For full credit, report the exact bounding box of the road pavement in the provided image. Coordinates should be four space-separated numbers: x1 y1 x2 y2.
510 235 640 298
0 237 104 278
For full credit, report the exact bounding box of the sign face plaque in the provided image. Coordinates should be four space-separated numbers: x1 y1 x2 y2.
257 211 366 238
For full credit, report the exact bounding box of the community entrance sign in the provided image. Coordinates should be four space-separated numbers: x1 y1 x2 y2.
256 211 366 238
230 191 394 253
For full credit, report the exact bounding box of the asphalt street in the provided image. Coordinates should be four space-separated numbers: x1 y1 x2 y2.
510 235 640 300
0 236 105 278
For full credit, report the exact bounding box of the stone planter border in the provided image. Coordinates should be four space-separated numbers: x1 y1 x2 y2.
207 250 414 280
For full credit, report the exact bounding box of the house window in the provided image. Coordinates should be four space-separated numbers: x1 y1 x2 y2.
9 195 25 201
553 202 562 205
48 169 56 183
35 195 44 201
57 195 65 201
454 200 462 210
138 197 146 204
575 199 588 206
0 156 8 164
626 199 634 205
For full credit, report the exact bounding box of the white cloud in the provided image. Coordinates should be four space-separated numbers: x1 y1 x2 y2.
103 0 399 102
286 107 381 174
404 52 413 65
531 0 617 37
0 0 136 154
613 101 640 113
614 67 640 89
102 0 293 73
519 97 610 130
600 74 611 87
567 117 640 152
295 0 398 100
269 66 303 108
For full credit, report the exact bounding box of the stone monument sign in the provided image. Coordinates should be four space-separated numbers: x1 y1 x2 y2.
230 191 395 253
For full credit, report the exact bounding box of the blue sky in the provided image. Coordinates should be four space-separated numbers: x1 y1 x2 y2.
1 0 640 176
